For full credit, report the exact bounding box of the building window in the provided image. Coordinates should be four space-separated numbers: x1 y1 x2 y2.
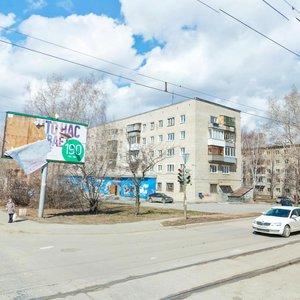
276 150 280 155
285 159 289 164
210 115 219 124
180 115 186 124
150 136 154 144
166 182 174 192
276 187 281 192
179 163 185 170
267 178 271 183
210 184 218 193
167 164 175 172
142 124 146 132
167 148 175 157
158 164 163 172
158 134 163 142
158 150 163 157
210 164 218 173
167 117 175 126
276 160 280 164
180 147 185 155
209 128 224 140
159 120 163 127
157 182 162 191
149 151 154 157
222 166 229 174
142 138 146 145
225 147 235 157
180 131 186 139
167 133 175 141
275 168 280 174
267 188 271 192
285 188 290 193
150 122 155 130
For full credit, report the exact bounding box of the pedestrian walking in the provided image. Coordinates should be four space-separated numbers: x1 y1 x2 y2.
6 198 16 223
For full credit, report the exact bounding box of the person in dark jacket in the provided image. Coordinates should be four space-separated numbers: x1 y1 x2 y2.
6 198 16 223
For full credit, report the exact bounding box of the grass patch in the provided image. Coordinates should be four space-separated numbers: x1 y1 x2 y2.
14 203 259 226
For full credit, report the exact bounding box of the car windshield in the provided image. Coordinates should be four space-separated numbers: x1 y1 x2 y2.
265 208 290 218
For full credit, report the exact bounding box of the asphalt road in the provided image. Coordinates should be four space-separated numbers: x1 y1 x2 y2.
1 203 299 299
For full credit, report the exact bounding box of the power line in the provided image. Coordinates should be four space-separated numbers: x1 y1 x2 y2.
219 9 300 59
0 25 270 115
282 0 300 15
194 0 219 13
194 0 300 60
262 0 289 20
0 38 274 123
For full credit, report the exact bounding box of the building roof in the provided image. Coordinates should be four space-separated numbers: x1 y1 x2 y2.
96 97 240 128
229 186 253 198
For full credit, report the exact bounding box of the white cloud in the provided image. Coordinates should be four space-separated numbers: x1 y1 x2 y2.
26 0 47 11
0 13 16 28
0 1 300 131
57 0 73 12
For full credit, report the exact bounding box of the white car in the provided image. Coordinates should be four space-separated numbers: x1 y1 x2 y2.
252 206 300 237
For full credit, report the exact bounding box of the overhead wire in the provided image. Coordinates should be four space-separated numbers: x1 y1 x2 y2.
0 2 297 126
219 9 300 59
194 0 300 59
262 0 290 20
0 24 270 115
282 0 300 15
0 37 288 126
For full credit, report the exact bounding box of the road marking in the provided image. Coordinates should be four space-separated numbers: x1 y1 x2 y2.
40 246 54 250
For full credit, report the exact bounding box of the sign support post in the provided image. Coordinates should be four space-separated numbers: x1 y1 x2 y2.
38 164 48 218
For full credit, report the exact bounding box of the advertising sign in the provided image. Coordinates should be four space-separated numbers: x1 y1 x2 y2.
2 112 88 164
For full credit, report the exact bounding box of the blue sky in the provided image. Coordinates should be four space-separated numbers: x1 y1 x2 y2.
0 0 158 54
0 0 122 20
0 0 299 128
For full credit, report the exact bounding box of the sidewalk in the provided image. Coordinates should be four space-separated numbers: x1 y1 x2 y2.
0 208 167 235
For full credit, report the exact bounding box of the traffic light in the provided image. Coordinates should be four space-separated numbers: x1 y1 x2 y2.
185 169 191 184
178 168 184 184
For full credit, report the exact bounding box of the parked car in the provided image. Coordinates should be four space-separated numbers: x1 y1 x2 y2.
280 198 293 206
252 206 300 237
276 196 288 203
148 193 174 203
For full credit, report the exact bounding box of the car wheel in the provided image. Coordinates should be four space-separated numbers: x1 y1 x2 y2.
282 225 291 238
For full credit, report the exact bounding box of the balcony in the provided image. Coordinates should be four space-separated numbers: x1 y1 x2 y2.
128 143 141 151
126 123 141 133
224 156 237 164
208 138 225 147
208 155 225 163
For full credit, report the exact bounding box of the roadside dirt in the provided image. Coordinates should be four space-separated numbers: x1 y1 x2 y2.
11 202 259 226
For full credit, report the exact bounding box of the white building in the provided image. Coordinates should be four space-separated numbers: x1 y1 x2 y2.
91 98 241 202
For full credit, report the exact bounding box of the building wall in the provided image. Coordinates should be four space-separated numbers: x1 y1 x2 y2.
90 98 241 202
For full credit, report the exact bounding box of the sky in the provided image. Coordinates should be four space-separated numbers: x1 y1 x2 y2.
0 0 300 130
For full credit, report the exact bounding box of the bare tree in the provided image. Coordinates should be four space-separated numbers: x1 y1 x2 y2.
25 73 106 127
267 86 300 203
63 124 116 213
23 73 108 209
126 139 166 215
242 128 266 199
